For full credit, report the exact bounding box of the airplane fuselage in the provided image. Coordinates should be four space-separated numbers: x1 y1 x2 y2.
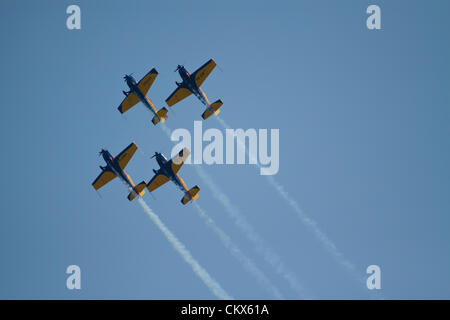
125 75 158 117
101 150 138 194
154 152 191 198
177 67 214 114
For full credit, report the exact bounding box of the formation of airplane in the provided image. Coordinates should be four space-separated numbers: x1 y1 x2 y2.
93 59 222 204
92 144 198 205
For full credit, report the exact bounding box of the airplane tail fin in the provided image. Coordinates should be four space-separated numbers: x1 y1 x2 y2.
152 107 168 125
181 185 200 205
128 181 147 201
202 99 223 120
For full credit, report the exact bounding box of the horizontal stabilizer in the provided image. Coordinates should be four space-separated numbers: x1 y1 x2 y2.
181 185 200 205
128 181 147 201
152 107 168 125
202 99 223 120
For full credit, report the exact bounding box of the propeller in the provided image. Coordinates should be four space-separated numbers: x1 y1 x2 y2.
98 149 105 156
151 152 158 159
174 65 182 72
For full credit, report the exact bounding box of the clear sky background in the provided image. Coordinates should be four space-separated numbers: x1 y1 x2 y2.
0 0 449 299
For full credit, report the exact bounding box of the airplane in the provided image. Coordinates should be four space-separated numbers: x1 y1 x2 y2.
92 142 147 201
146 148 200 205
166 59 223 120
117 68 169 125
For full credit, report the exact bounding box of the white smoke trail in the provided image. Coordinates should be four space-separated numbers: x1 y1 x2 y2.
192 202 284 299
194 165 310 298
265 176 363 280
137 197 233 300
214 116 365 286
160 122 173 138
160 122 309 298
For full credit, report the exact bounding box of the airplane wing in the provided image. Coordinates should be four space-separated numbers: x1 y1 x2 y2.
116 142 138 170
137 68 158 96
118 92 140 114
165 87 192 107
92 169 116 190
192 59 216 88
170 148 190 174
146 173 170 192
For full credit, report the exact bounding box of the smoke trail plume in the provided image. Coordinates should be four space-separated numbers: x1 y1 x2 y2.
215 116 365 285
195 165 310 298
137 197 232 300
193 202 284 299
160 122 173 138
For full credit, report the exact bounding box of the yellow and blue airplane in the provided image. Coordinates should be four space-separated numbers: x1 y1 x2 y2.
146 148 200 205
118 68 168 125
166 59 223 120
92 142 146 201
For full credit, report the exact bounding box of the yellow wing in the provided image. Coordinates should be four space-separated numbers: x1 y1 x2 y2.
193 59 216 88
137 68 158 96
116 142 138 170
170 147 190 174
92 170 116 190
165 87 192 107
118 92 140 114
146 174 170 192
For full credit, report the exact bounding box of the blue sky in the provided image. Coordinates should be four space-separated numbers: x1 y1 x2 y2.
0 0 449 299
